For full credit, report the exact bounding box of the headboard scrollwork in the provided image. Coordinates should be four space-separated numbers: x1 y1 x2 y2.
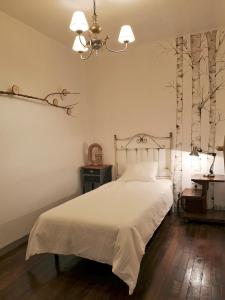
114 132 173 179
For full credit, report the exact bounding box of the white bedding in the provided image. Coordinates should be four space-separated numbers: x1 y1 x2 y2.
26 179 173 294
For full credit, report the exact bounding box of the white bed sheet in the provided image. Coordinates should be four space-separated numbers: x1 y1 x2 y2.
26 179 173 294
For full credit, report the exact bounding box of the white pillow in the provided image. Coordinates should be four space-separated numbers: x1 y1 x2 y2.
118 161 158 182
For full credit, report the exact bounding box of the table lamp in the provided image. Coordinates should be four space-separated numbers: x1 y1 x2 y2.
190 147 216 177
190 137 225 177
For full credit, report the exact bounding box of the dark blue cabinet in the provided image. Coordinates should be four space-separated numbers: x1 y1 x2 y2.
80 165 112 193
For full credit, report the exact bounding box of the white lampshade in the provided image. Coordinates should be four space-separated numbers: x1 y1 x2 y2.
118 25 135 44
70 11 89 32
72 35 88 53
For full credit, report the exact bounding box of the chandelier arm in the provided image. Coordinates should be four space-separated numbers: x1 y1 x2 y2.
78 34 90 49
105 39 128 53
80 48 94 60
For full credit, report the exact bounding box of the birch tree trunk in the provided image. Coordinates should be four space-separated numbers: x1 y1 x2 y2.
174 36 184 201
191 34 202 150
206 30 217 153
206 30 217 209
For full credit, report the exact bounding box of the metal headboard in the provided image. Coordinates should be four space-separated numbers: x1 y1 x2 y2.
114 132 173 179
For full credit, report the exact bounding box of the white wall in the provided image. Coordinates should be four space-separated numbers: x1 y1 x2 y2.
0 11 90 248
86 42 176 165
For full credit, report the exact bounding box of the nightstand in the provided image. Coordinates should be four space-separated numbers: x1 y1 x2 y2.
179 188 203 214
179 174 225 224
80 165 112 194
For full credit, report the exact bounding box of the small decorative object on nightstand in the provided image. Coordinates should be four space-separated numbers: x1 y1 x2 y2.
80 165 112 194
88 143 103 166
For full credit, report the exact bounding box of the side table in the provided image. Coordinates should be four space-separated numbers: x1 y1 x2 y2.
179 174 225 224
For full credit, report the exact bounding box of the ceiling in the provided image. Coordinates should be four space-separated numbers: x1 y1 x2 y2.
0 0 224 48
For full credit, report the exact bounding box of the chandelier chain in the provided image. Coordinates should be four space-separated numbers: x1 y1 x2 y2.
93 0 97 17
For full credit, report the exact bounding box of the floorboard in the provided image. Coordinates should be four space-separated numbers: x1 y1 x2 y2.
0 216 225 300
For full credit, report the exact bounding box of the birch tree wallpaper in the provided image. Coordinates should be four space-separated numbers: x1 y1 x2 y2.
171 29 225 209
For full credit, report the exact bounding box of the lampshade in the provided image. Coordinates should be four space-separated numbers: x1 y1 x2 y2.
72 35 88 53
70 11 89 32
190 146 200 156
118 25 135 44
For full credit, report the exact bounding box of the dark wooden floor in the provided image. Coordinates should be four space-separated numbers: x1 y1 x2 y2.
0 216 225 300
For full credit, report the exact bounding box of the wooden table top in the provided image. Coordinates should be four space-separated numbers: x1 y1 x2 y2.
81 164 112 169
182 188 202 198
191 174 225 183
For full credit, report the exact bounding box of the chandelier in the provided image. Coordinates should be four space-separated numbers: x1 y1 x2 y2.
69 0 135 60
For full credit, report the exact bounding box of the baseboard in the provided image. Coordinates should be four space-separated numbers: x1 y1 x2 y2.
0 234 28 258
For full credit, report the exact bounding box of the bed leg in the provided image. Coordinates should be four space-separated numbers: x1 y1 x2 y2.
54 254 60 272
168 207 173 216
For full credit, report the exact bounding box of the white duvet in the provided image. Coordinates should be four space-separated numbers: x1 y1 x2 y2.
26 179 173 294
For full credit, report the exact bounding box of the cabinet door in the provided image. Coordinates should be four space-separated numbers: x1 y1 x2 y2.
185 197 205 213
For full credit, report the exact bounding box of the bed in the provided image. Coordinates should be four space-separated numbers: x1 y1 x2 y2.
26 132 173 295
